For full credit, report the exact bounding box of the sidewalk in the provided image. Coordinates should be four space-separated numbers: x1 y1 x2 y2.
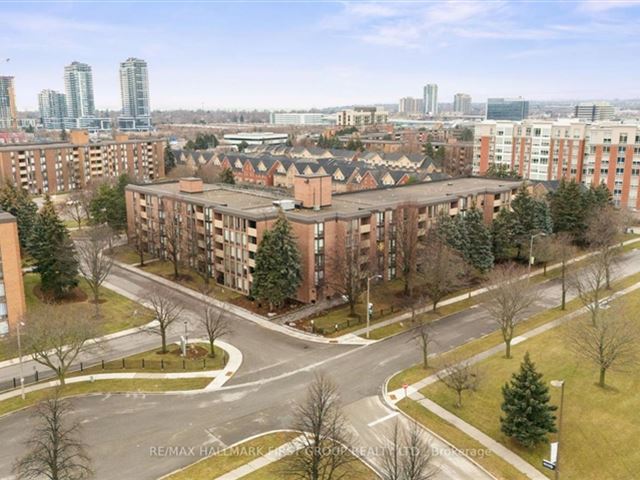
112 260 373 346
0 339 243 403
384 280 640 480
339 236 640 340
215 434 306 480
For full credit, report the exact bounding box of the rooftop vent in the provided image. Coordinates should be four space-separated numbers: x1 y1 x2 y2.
273 199 296 211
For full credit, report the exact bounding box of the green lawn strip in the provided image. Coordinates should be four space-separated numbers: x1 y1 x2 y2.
165 432 298 480
242 452 375 480
140 260 241 302
0 274 154 362
70 343 226 375
398 398 527 480
0 378 210 418
419 287 640 480
387 269 640 392
108 244 152 265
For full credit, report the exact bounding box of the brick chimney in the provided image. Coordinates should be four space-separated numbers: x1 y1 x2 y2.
179 177 204 193
294 174 332 209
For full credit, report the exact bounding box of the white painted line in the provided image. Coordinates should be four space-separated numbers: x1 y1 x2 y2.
367 412 398 428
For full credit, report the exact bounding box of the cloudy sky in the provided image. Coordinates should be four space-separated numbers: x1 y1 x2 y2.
2 0 640 110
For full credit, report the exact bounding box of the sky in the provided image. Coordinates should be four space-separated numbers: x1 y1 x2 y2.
2 0 640 111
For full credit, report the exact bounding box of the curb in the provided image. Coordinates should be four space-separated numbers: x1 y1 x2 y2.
112 260 372 346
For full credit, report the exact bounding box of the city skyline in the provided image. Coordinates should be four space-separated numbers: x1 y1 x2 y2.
2 1 640 110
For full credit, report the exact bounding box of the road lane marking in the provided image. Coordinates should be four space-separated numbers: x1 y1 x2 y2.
367 412 398 428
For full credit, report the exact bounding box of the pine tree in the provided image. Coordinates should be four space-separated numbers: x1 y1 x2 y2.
251 211 302 309
462 206 494 272
500 352 557 448
219 168 235 184
511 184 553 257
0 181 38 252
549 179 588 243
30 196 79 299
492 208 518 261
164 143 176 173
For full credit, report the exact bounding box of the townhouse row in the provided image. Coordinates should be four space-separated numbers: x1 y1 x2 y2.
125 175 520 304
473 120 640 209
0 130 165 195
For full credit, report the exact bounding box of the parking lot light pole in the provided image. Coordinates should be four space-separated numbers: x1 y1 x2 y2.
16 320 25 400
550 379 565 480
365 275 382 339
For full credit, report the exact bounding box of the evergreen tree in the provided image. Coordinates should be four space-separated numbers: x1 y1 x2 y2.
251 211 302 309
0 181 38 252
238 140 249 152
462 206 494 272
219 168 235 184
164 143 176 173
491 208 518 261
510 184 553 257
500 352 557 448
30 196 79 299
549 179 588 243
89 174 128 234
435 214 467 254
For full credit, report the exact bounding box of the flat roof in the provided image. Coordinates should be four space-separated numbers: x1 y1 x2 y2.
0 138 164 151
223 132 288 140
128 177 521 222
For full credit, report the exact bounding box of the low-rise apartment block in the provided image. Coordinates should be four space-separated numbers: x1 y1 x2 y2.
0 212 26 335
126 176 520 304
336 107 388 127
473 119 640 209
0 130 165 195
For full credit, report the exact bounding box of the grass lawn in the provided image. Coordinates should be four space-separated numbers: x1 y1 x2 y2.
0 378 210 418
242 452 375 480
387 269 640 392
398 399 527 480
165 431 299 480
23 273 154 335
419 287 640 480
77 343 226 374
140 260 241 303
0 274 155 362
108 244 152 265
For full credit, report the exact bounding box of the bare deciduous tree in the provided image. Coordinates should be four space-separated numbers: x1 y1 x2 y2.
14 395 93 480
162 210 182 279
586 205 623 289
437 358 481 408
145 292 184 353
198 305 232 358
553 233 577 310
413 319 434 370
129 221 147 267
419 232 465 312
62 192 87 230
570 253 608 326
566 306 638 388
380 420 436 480
76 225 114 317
284 373 354 480
484 264 538 359
395 206 421 297
328 230 367 317
22 306 100 386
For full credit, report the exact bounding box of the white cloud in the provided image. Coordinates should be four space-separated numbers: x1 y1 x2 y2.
579 0 640 13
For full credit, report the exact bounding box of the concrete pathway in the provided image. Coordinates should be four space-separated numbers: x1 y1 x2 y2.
0 339 242 403
214 434 306 480
340 236 640 340
384 280 640 480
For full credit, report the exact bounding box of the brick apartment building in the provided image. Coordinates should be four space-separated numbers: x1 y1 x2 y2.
126 176 520 304
0 212 26 335
473 120 640 209
0 130 165 195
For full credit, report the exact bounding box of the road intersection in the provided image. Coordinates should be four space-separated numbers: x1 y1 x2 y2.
1 249 639 479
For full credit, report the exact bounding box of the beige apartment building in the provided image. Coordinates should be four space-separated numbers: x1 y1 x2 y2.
473 120 640 209
0 212 26 335
0 130 165 195
126 176 520 304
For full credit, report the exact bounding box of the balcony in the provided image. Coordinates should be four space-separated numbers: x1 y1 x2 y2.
247 227 257 237
360 223 371 234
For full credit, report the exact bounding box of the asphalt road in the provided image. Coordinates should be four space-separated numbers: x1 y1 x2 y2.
1 250 638 479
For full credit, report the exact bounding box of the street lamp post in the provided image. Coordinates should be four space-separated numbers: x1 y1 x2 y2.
528 232 547 279
550 379 565 480
365 275 382 339
16 320 25 400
